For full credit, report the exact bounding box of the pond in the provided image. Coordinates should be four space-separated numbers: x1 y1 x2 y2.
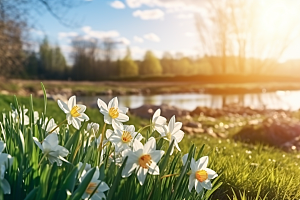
77 90 300 111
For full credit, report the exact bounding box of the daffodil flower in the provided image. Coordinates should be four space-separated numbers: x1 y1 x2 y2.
80 167 109 200
33 133 69 166
109 123 143 152
121 137 164 185
187 156 218 193
151 109 167 134
0 141 13 194
87 122 100 136
97 97 129 130
42 118 59 133
11 108 29 125
58 95 89 130
159 115 184 155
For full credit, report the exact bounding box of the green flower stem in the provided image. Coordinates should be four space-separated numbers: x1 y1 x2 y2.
137 124 152 133
98 123 107 160
160 173 179 179
38 153 47 167
49 119 67 134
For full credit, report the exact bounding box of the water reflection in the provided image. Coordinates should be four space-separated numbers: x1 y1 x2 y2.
77 90 300 111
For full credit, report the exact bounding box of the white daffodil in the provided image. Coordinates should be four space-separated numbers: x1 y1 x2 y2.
97 97 129 130
187 156 218 193
33 133 69 166
121 137 164 185
109 123 143 152
151 109 166 134
159 115 184 155
42 118 59 133
78 162 92 173
0 141 13 194
58 96 89 130
80 167 109 200
87 122 100 137
11 108 29 125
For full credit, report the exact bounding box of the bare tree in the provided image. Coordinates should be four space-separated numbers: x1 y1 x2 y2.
196 0 300 75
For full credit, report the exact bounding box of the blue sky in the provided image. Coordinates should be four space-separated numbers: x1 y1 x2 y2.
30 0 300 63
30 0 201 61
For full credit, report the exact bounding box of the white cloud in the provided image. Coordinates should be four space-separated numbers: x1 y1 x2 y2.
81 26 120 39
133 9 164 20
185 32 196 37
110 1 126 9
143 33 160 42
58 32 78 40
118 37 131 45
177 13 193 19
133 36 144 43
126 0 205 13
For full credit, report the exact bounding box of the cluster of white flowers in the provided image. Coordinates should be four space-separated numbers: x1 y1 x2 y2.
0 141 13 195
25 95 218 199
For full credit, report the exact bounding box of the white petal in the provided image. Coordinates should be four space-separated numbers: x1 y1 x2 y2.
71 118 81 130
108 97 118 109
182 153 188 166
173 130 184 143
124 125 135 133
116 113 129 122
92 192 106 200
173 139 181 152
44 133 59 147
1 179 10 194
119 106 128 114
103 113 112 124
172 122 182 135
188 174 195 192
57 100 69 113
0 141 5 153
149 150 164 163
106 129 114 139
98 182 110 192
68 96 76 111
148 163 160 175
152 109 161 121
122 162 137 177
137 167 147 185
206 168 218 179
143 137 156 154
168 115 176 132
33 137 43 151
196 181 204 193
93 168 100 180
78 113 89 121
57 146 69 157
67 114 72 125
48 155 62 166
154 116 167 126
97 98 108 110
201 179 212 190
77 104 86 113
190 158 197 172
133 140 143 152
197 156 208 170
112 120 122 130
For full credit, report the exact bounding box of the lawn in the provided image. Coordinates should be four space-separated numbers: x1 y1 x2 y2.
0 93 300 199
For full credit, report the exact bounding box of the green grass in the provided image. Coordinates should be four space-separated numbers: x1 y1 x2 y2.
1 93 300 199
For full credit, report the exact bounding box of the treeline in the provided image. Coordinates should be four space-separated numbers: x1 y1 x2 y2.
5 36 300 80
20 37 215 80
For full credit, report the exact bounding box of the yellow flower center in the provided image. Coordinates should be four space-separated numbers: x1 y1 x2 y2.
122 131 132 143
70 105 81 117
86 182 98 194
195 170 208 182
138 154 152 169
109 107 119 119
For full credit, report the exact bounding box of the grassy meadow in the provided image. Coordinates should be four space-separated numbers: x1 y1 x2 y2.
0 93 300 199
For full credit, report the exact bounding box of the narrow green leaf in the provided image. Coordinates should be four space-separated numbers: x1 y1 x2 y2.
24 187 39 200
